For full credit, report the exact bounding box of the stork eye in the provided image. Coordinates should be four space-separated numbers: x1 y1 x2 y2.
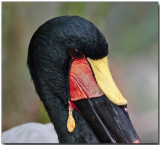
69 49 84 59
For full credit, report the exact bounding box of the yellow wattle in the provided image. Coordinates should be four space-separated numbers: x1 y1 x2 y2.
67 102 75 133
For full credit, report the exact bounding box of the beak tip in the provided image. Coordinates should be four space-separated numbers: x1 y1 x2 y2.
113 98 127 106
132 140 141 143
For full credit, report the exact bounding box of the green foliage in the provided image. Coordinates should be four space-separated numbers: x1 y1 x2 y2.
37 103 50 124
59 2 87 16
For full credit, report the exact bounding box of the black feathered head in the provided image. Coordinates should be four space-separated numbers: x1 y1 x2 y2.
27 16 108 104
27 16 140 143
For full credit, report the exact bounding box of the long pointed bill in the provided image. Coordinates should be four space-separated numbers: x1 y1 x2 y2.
69 56 141 143
74 96 141 143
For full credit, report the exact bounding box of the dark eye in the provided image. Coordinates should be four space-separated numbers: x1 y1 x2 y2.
69 49 84 59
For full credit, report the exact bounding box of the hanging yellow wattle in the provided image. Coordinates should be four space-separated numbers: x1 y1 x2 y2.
67 101 75 133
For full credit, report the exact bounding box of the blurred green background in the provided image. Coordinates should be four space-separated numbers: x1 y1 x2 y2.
2 2 158 143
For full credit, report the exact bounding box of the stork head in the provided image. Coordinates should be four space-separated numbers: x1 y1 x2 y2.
27 16 140 143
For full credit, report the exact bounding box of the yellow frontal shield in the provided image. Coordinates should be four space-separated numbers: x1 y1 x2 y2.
87 56 127 106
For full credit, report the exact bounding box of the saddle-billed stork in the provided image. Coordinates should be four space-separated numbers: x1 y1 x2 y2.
3 16 141 143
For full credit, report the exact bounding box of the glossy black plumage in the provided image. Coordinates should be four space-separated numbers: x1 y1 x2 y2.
27 16 108 143
27 16 140 143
